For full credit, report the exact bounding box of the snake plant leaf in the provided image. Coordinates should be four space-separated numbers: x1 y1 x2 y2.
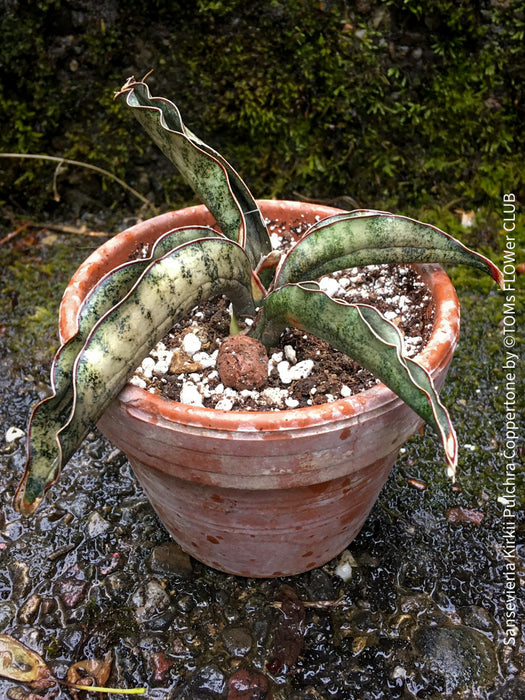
15 226 223 517
252 283 458 477
56 227 220 402
15 237 255 516
116 77 272 270
275 211 505 287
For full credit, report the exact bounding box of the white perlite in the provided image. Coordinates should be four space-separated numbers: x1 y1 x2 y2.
5 426 25 443
131 262 433 411
277 359 315 385
335 549 359 581
180 382 204 407
182 332 202 356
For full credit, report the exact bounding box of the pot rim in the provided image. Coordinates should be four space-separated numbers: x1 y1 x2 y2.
59 199 460 433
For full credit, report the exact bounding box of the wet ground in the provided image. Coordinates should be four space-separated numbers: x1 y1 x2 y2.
0 221 523 699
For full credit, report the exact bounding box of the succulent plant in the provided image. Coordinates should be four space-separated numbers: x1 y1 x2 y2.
15 77 503 516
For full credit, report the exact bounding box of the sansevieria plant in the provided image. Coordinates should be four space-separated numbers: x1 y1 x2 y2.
14 76 503 517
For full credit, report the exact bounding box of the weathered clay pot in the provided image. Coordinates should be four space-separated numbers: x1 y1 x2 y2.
59 201 460 577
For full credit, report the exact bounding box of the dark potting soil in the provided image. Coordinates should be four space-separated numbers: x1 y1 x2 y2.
129 260 435 411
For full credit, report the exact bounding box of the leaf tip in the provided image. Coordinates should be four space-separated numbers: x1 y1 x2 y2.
13 481 43 518
492 263 505 290
445 430 458 482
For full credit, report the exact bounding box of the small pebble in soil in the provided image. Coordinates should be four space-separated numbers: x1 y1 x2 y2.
4 426 25 443
130 261 434 411
217 335 268 390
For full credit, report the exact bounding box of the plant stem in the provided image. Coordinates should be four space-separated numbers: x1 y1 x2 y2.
59 678 147 694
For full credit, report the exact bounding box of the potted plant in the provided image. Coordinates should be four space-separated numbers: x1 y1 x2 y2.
14 77 502 577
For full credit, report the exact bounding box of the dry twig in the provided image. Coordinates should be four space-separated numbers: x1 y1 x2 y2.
1 152 155 211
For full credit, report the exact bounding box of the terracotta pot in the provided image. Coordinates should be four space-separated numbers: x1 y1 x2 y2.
60 200 460 577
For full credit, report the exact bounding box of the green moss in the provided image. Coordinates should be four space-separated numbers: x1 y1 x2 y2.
0 234 95 370
1 1 523 217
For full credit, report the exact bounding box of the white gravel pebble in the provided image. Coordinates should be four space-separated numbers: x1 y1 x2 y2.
285 397 300 409
261 387 288 407
140 356 156 378
193 351 217 368
284 344 297 364
5 426 25 443
335 549 358 581
277 359 314 384
182 332 202 356
319 276 341 297
180 382 204 406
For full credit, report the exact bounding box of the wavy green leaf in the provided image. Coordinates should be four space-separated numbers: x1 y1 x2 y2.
16 226 222 517
252 283 458 477
15 237 255 516
116 78 272 269
275 211 504 287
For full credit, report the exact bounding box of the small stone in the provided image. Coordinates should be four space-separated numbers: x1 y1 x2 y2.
86 511 111 538
182 332 202 356
277 358 314 384
215 397 234 411
319 276 341 297
445 507 485 526
193 350 217 368
217 335 268 390
148 542 193 577
227 668 270 699
222 626 253 657
131 579 170 622
284 344 297 364
129 375 147 389
412 624 498 692
335 549 357 581
5 426 25 443
187 664 225 696
55 576 87 608
261 387 288 407
10 561 31 598
459 605 494 631
0 602 16 631
18 593 41 624
169 348 202 374
140 356 156 378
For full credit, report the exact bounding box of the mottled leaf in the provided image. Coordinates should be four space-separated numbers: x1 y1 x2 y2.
252 283 458 477
116 77 272 269
275 210 504 287
15 237 255 516
18 226 221 520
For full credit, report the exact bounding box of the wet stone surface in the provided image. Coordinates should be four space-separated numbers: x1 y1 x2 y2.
0 229 523 698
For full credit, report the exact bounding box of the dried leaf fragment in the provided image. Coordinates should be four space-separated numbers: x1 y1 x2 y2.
266 585 306 675
0 634 55 689
67 652 112 698
446 507 485 526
